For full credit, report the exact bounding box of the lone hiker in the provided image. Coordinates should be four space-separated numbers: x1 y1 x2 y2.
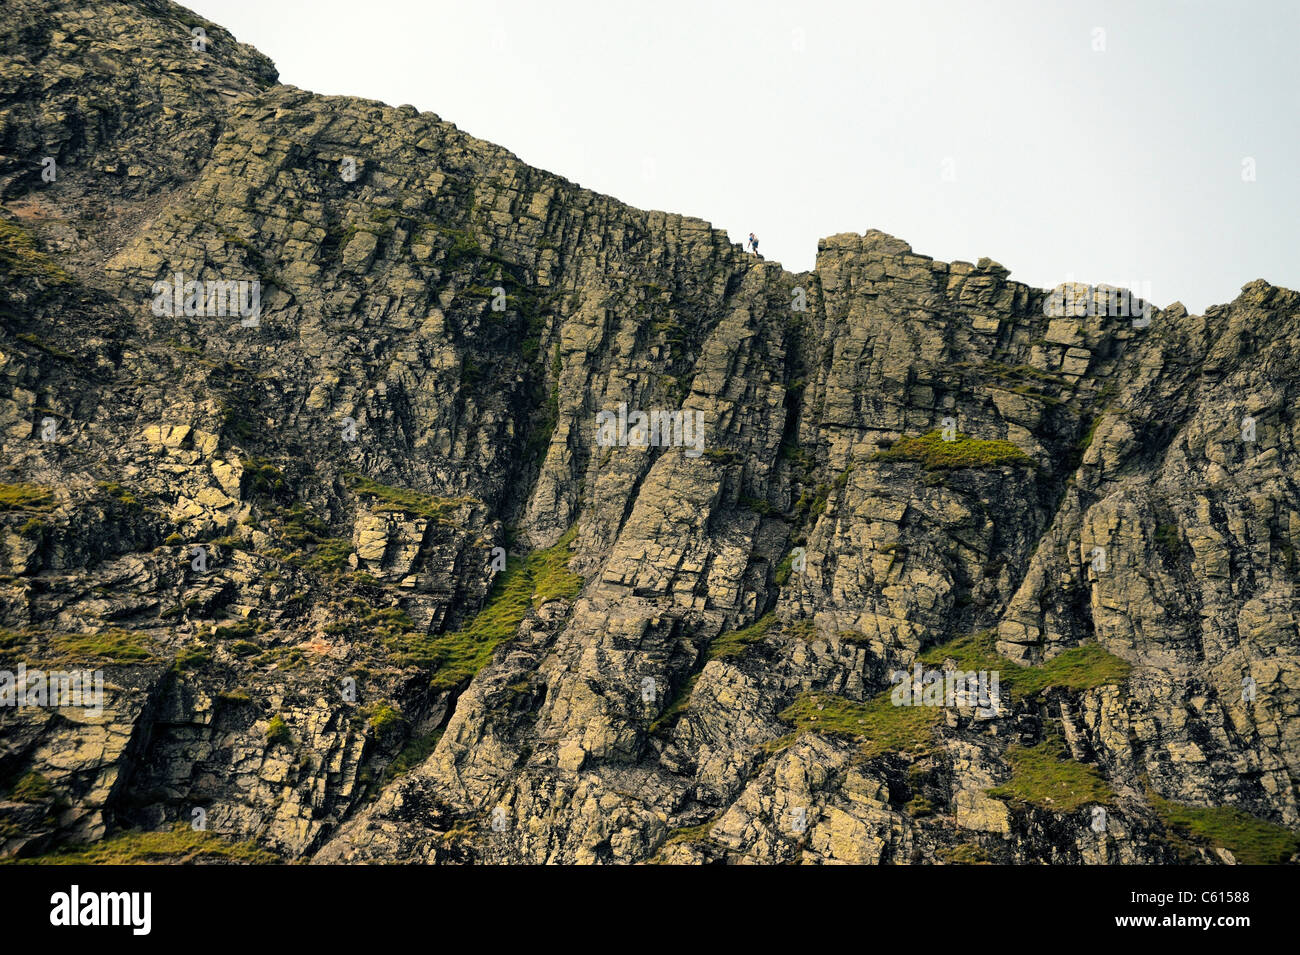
748 232 761 257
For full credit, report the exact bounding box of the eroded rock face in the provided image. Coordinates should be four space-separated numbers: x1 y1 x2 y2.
0 0 1296 864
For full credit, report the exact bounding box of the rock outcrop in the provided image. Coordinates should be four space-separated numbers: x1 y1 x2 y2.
0 0 1296 864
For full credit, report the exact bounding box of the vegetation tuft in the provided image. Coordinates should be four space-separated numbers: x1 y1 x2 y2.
873 430 1033 470
265 715 291 747
1149 794 1299 865
986 736 1112 812
7 823 278 865
920 630 1131 698
708 614 775 661
0 217 72 285
0 483 55 512
345 473 474 523
772 690 940 758
388 526 584 689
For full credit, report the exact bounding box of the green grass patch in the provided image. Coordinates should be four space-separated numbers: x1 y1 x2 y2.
212 620 263 641
17 517 47 538
708 614 776 661
1154 522 1186 562
938 843 991 864
7 823 278 865
773 690 941 759
873 430 1033 470
0 217 72 285
1150 795 1299 865
265 715 291 747
268 503 351 575
300 537 351 574
526 526 586 605
920 630 1130 698
345 473 475 522
52 629 155 663
774 550 800 586
173 645 212 671
658 820 717 850
1076 413 1104 456
0 628 35 662
442 228 481 265
785 619 817 640
366 702 405 733
779 441 813 471
324 603 409 643
241 457 287 497
905 796 936 817
648 674 699 735
381 728 444 784
986 736 1112 812
793 483 830 519
389 526 584 689
9 772 54 803
96 481 141 507
0 483 55 512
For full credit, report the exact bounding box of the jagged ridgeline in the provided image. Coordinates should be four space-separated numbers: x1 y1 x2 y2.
0 0 1297 865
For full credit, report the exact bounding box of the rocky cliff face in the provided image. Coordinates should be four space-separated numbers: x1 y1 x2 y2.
1 0 1297 864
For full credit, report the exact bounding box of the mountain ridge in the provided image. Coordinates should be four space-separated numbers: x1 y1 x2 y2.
0 0 1297 865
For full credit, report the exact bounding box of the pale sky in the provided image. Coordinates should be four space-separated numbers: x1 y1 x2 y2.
186 0 1299 313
